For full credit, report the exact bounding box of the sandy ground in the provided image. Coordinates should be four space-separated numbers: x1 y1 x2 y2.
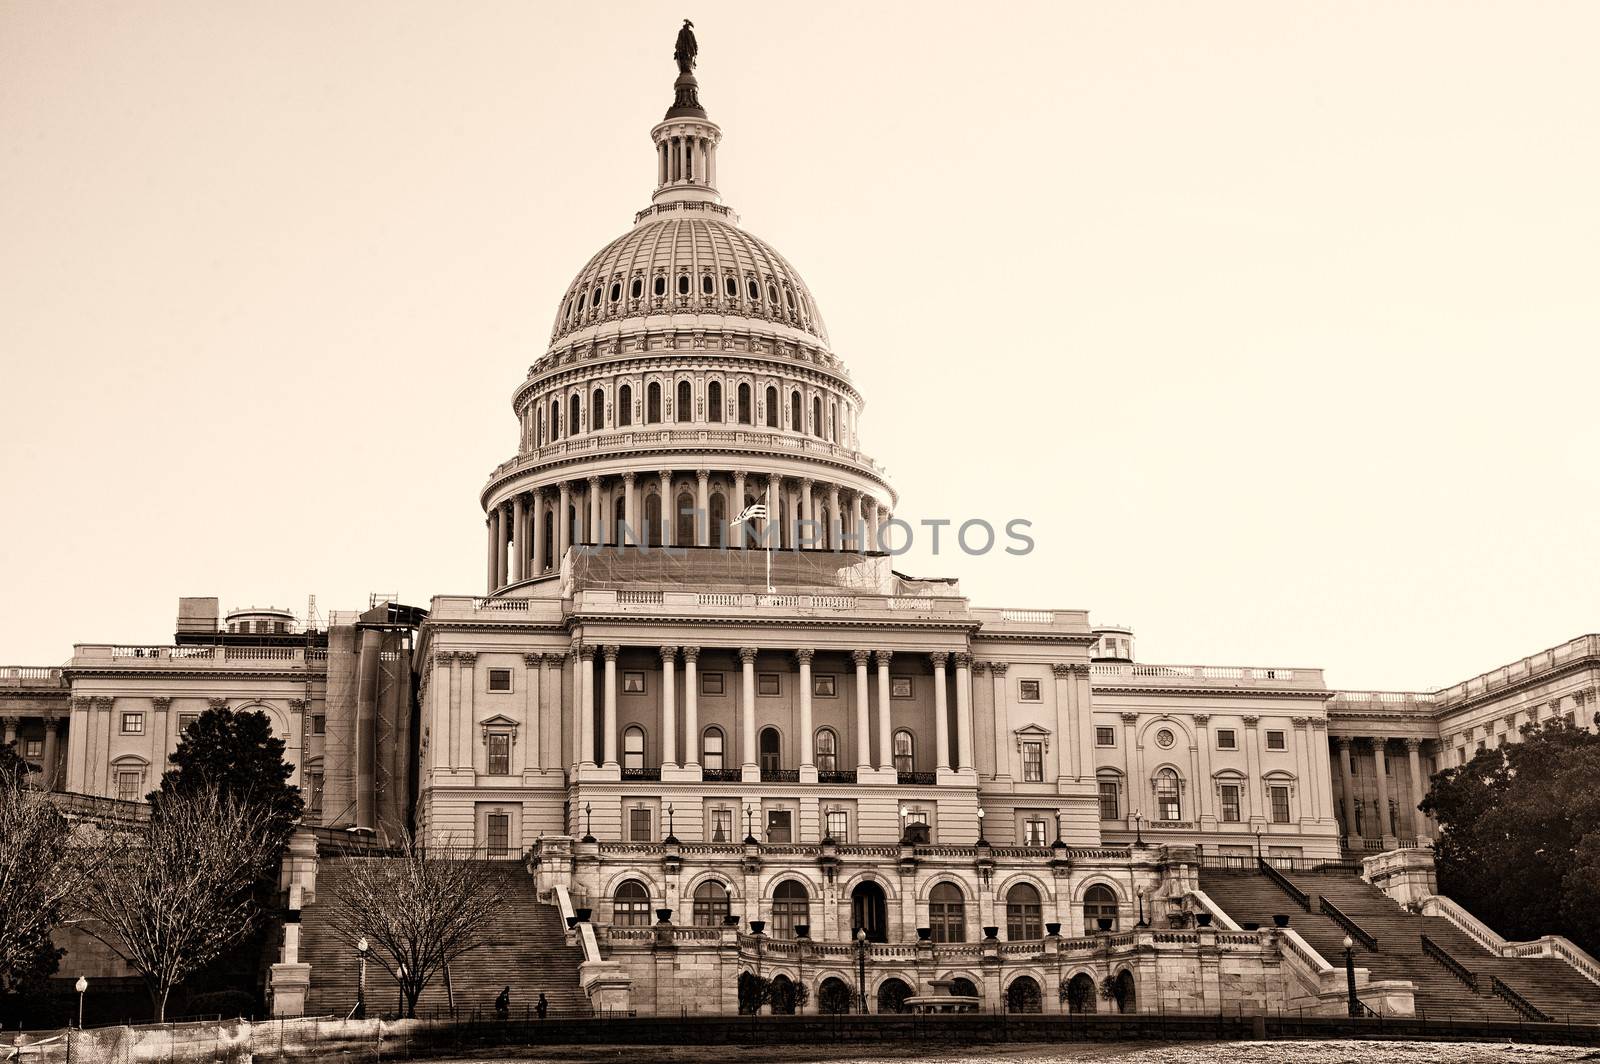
419 1041 1600 1064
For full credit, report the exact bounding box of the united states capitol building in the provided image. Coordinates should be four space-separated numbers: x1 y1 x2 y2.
6 31 1599 1022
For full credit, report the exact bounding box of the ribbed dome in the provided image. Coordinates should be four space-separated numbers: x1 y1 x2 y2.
549 207 830 346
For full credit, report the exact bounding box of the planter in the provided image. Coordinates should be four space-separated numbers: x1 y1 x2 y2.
749 920 766 935
575 908 592 924
565 916 579 930
917 927 932 941
1272 914 1291 928
982 926 1000 941
1097 918 1113 932
723 915 742 927
1045 922 1061 937
1196 913 1213 928
1242 922 1260 931
794 924 810 939
656 908 673 924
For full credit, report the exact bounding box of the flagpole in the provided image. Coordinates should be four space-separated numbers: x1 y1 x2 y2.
732 504 774 595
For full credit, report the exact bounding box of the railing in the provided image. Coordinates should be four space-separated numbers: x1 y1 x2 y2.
817 769 857 785
1490 976 1551 1023
897 771 937 786
620 767 661 781
701 768 741 782
1258 857 1311 912
1318 896 1377 951
760 768 800 783
1090 662 1323 687
0 666 65 682
1421 934 1477 991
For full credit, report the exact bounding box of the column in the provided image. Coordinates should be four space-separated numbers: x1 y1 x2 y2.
875 650 894 773
486 514 497 592
849 492 864 551
659 470 674 547
853 650 872 771
1241 715 1263 825
990 663 1011 781
765 473 779 548
567 649 581 767
682 646 700 767
558 481 573 563
954 653 974 771
579 645 596 767
866 500 881 552
1121 712 1142 819
732 470 748 546
739 647 758 773
798 478 814 549
1193 714 1214 825
455 653 476 774
42 718 61 790
588 476 603 546
1335 736 1359 842
511 494 527 582
523 653 542 770
531 489 547 576
660 646 678 768
623 472 638 546
1372 738 1393 844
827 484 841 550
602 645 620 768
494 506 508 588
2 716 17 745
1405 738 1428 839
796 649 815 769
928 653 951 771
695 469 711 547
536 654 554 770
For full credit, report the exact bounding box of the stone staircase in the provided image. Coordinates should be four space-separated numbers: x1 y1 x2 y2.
1199 866 1600 1022
298 860 589 1018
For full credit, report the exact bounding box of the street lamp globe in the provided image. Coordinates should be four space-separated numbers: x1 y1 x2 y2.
356 936 369 955
856 928 867 943
75 976 88 993
1343 935 1354 950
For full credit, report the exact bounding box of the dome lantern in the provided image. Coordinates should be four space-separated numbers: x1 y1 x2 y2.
652 20 722 208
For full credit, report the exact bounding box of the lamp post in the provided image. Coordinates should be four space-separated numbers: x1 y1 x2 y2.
75 976 87 1028
975 807 986 844
1255 830 1263 863
1342 935 1359 1017
899 805 909 841
355 937 370 1020
1135 887 1148 929
854 927 869 1015
665 802 676 843
396 963 407 1018
745 805 756 843
583 802 593 841
1132 811 1144 846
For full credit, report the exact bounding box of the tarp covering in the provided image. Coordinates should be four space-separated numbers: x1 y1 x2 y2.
564 546 901 596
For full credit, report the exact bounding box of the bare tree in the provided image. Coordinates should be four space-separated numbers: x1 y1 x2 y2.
76 786 278 1021
325 834 512 1017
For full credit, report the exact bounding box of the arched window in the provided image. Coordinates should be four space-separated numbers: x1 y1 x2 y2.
1005 883 1042 940
550 398 560 440
702 726 724 771
676 490 696 547
630 277 642 299
1006 976 1042 1014
609 281 621 303
612 881 651 927
536 405 545 445
644 492 662 547
618 384 633 427
830 404 838 441
790 391 802 432
812 396 823 438
928 882 966 943
676 380 692 423
1155 768 1182 821
646 382 662 423
577 291 586 314
758 727 780 773
765 386 778 427
737 382 752 424
568 393 581 437
771 880 809 938
677 273 690 296
707 380 722 422
893 729 915 774
725 275 738 298
692 880 730 927
653 275 666 298
814 727 838 773
709 491 725 547
591 388 604 431
701 274 714 295
1083 884 1119 933
623 725 645 770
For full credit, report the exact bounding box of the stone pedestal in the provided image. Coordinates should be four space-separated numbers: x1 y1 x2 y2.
269 963 311 1017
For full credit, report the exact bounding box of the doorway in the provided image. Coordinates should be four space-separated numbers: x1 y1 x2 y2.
852 880 888 943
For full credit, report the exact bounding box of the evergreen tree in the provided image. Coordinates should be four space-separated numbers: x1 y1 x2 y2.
151 707 304 860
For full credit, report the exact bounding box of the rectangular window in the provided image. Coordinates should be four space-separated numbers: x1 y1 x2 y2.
891 677 913 699
1023 818 1049 846
1270 785 1292 824
703 730 723 769
121 713 144 735
1022 741 1044 782
116 769 142 802
486 813 510 856
1098 780 1119 820
813 674 837 697
1215 729 1236 750
1266 730 1286 751
487 732 511 775
825 809 848 843
1018 679 1041 702
709 808 733 843
311 714 326 735
488 668 512 692
179 713 200 732
1220 784 1242 823
307 771 323 820
701 672 724 695
758 673 781 696
24 738 43 758
1095 726 1116 748
629 808 652 842
766 810 792 844
623 671 646 693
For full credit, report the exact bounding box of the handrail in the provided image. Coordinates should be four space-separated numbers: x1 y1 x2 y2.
1421 934 1477 990
1319 896 1377 951
1257 857 1310 912
1491 975 1551 1023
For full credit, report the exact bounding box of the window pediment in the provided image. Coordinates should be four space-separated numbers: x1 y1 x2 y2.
1013 723 1052 755
480 714 520 745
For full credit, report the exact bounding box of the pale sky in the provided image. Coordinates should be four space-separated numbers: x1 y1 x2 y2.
2 1 1596 692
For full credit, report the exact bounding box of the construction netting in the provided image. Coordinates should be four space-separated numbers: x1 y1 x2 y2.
564 546 900 596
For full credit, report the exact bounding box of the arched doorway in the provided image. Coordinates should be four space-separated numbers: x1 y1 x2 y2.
759 727 781 774
817 977 854 1014
876 978 913 1014
852 881 888 943
676 491 696 547
1113 969 1136 1014
1006 976 1042 1014
769 974 797 1015
1066 972 1096 1014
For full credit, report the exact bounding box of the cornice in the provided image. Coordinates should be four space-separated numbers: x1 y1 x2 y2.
566 612 981 633
972 632 1098 647
1090 683 1334 701
1428 655 1600 720
65 666 329 681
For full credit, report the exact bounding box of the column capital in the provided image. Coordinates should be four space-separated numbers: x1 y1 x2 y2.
987 661 1008 676
1310 719 1329 731
929 652 949 668
578 644 597 662
969 660 988 676
1192 713 1211 725
587 474 601 487
794 648 815 665
851 649 871 668
738 647 759 665
695 468 710 481
151 697 173 712
1 715 22 730
1050 662 1072 677
207 697 228 710
92 696 115 710
1240 714 1259 727
602 645 621 662
953 652 973 669
1120 712 1140 724
431 651 455 669
681 645 700 663
768 471 780 485
1290 716 1310 730
1402 736 1422 751
524 653 545 667
798 476 813 488
622 470 637 485
43 717 62 734
1332 734 1350 750
457 652 478 667
658 468 674 481
659 645 679 662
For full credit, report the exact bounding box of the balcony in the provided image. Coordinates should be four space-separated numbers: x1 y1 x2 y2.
1090 661 1325 691
817 769 857 785
70 645 329 670
621 767 661 782
760 768 800 783
897 771 937 786
702 768 741 783
0 667 67 689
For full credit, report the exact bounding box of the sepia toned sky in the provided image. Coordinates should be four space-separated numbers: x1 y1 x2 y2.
1 1 1597 691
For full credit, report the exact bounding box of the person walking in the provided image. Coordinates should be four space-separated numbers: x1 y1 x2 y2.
495 986 510 1021
536 992 548 1020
